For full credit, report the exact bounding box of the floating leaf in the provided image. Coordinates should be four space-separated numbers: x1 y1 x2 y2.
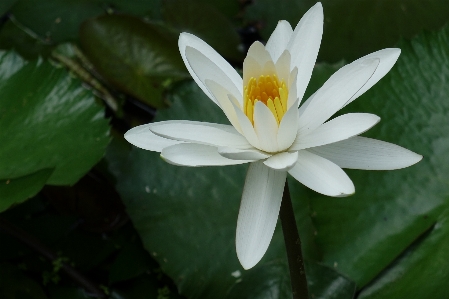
245 0 449 62
112 80 354 299
79 15 188 108
0 169 53 213
163 0 242 61
10 0 104 43
0 50 110 185
293 25 449 297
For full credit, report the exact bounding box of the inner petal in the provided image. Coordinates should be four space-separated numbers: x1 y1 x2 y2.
244 74 289 126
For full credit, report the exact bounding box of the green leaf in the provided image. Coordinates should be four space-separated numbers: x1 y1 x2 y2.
112 81 354 299
163 0 242 61
0 50 110 185
10 0 104 43
79 15 188 108
0 169 53 213
0 0 17 16
294 25 449 297
106 0 163 19
112 21 449 299
0 262 48 299
245 0 449 62
0 19 53 60
108 241 151 284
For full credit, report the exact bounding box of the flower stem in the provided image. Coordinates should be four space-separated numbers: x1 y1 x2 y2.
279 182 308 299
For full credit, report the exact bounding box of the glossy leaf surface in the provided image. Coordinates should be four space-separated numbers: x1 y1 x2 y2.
79 14 188 108
0 51 110 185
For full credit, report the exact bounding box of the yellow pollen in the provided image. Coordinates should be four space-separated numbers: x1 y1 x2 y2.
244 74 288 125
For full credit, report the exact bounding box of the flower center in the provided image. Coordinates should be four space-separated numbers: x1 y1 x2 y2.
243 74 288 125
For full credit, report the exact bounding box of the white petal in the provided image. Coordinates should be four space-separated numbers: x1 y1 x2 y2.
277 99 299 151
308 136 423 170
179 33 243 104
254 101 279 152
218 147 269 161
185 46 242 105
243 56 262 87
150 120 250 148
236 162 287 269
205 80 243 133
247 41 272 66
290 113 380 151
231 100 261 149
264 151 299 170
161 143 251 167
275 50 291 85
346 48 401 105
265 20 293 62
287 67 298 108
287 2 323 103
124 124 182 152
298 90 315 117
298 58 379 135
288 150 355 196
262 60 277 76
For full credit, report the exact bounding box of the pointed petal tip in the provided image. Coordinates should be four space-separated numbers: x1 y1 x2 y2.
236 247 257 270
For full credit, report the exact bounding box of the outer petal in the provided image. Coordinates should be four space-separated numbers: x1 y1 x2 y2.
218 147 269 161
287 2 323 103
150 120 250 148
288 150 355 196
265 20 293 62
346 48 401 105
179 33 243 104
298 58 379 135
308 136 423 170
185 46 242 106
290 113 380 151
277 99 299 151
124 124 182 152
254 101 279 152
236 162 287 269
264 151 299 171
287 67 298 108
161 143 251 167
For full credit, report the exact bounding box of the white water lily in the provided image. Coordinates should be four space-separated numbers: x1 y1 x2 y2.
125 3 422 270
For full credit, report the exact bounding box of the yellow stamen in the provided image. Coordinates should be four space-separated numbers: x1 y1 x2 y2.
243 73 289 125
267 99 279 123
274 97 283 122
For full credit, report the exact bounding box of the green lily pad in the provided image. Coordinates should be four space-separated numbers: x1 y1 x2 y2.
245 0 449 63
10 0 104 43
0 19 53 59
0 169 53 213
111 80 357 299
163 0 242 61
292 25 449 297
112 23 449 299
79 14 188 108
0 50 110 185
0 0 17 16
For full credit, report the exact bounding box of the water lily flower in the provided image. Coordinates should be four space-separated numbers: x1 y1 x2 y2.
124 3 422 270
